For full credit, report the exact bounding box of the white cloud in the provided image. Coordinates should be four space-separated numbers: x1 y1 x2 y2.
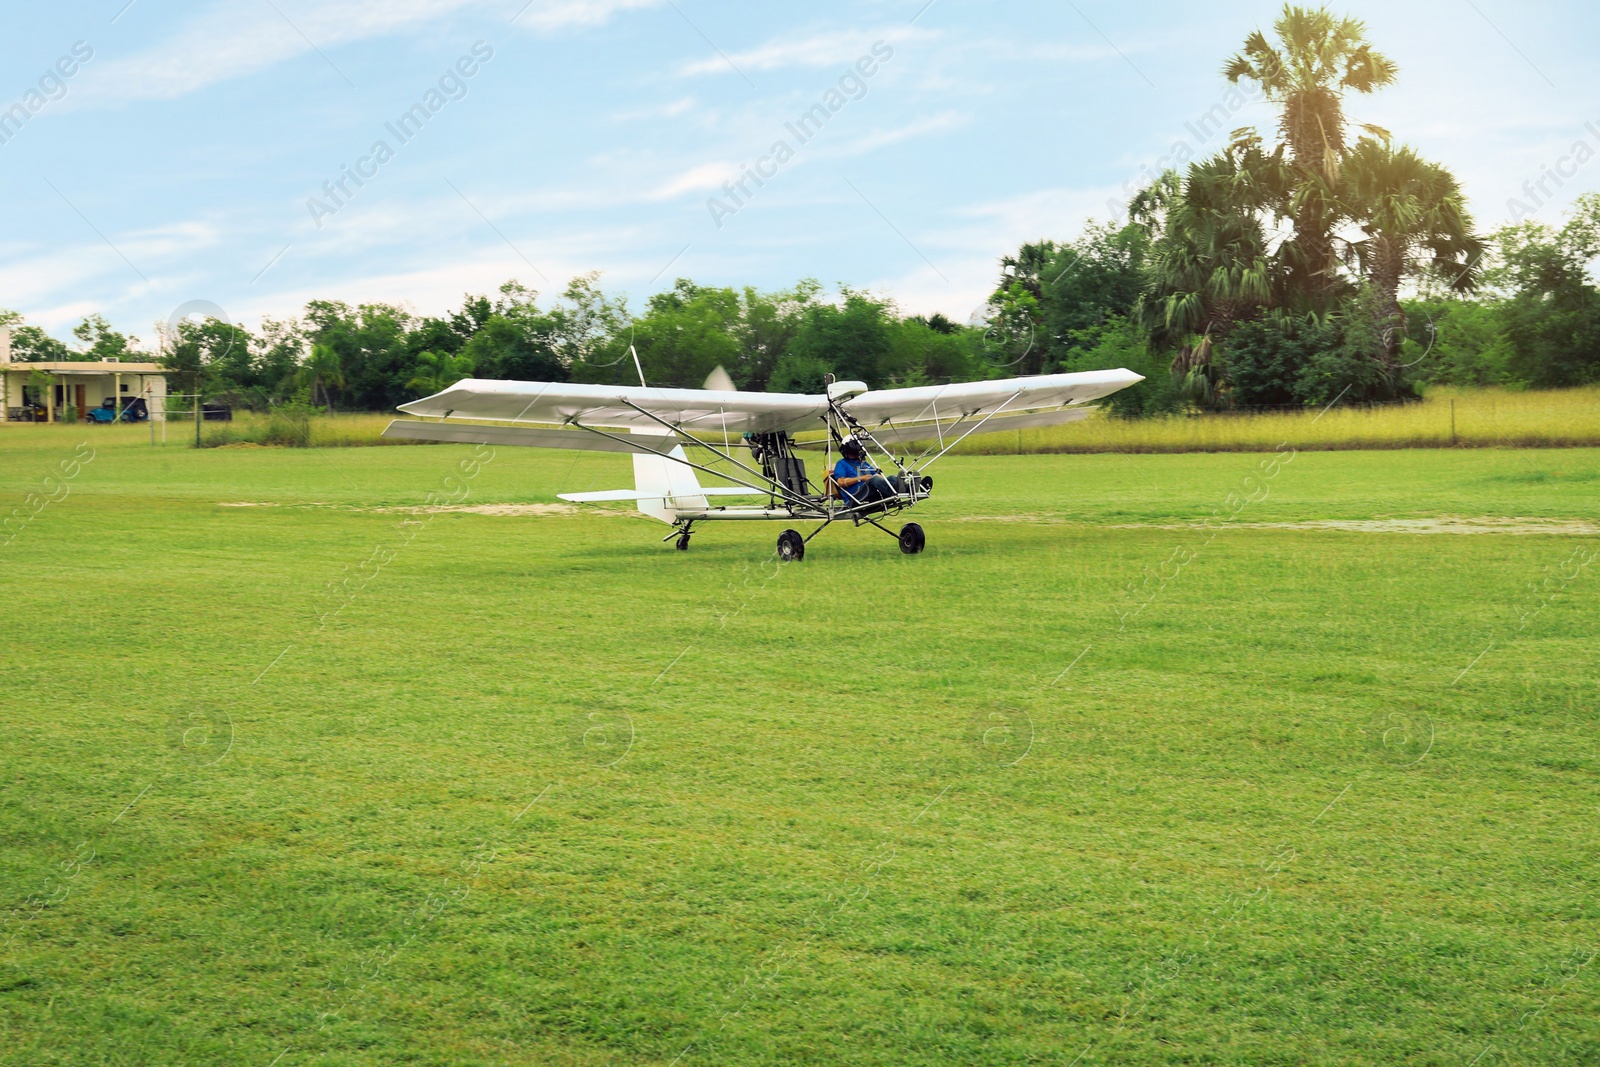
244 253 559 324
542 110 968 214
822 111 968 159
203 185 669 322
72 0 664 106
0 240 157 327
515 0 663 31
32 300 107 333
241 237 676 326
848 185 1128 318
674 26 1144 82
0 214 232 331
861 262 973 319
118 221 224 262
73 0 478 105
647 161 738 200
613 95 698 122
1016 39 1153 63
949 186 1126 245
678 26 930 77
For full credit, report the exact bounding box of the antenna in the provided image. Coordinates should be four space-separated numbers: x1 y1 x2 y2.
630 345 647 388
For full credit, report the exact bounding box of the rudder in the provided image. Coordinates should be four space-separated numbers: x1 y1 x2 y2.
632 431 707 523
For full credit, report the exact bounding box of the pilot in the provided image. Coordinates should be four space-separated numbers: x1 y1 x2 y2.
833 437 901 507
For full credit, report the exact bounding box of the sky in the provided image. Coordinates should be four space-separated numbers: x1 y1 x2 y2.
2 0 1597 346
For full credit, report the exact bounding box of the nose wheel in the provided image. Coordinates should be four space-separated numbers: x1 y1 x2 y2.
777 529 805 562
898 522 926 555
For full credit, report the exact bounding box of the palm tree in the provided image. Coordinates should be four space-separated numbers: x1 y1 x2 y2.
998 241 1058 302
1340 138 1485 366
1224 5 1398 305
405 350 476 397
1135 141 1277 366
1130 142 1283 409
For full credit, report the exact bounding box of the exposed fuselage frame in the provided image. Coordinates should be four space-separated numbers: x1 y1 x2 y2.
562 390 936 550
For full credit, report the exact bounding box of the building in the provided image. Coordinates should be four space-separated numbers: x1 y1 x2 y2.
0 327 169 422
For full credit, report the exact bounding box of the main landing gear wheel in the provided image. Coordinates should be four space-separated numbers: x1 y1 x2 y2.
675 530 692 551
898 523 926 555
777 529 805 562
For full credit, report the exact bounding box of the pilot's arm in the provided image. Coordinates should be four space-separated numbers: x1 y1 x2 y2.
834 461 872 490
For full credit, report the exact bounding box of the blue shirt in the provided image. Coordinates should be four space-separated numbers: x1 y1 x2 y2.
833 457 878 504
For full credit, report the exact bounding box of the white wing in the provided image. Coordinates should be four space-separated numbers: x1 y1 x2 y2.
841 369 1144 429
397 380 827 435
392 368 1143 450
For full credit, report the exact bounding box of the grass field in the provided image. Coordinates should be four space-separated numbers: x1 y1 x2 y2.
2 424 1598 1065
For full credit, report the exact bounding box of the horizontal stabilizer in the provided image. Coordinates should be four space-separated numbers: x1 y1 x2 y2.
383 419 690 454
559 487 766 503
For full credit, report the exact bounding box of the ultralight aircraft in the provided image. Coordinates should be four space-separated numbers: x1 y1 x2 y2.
385 366 1143 559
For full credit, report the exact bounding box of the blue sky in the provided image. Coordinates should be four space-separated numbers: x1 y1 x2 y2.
2 0 1596 345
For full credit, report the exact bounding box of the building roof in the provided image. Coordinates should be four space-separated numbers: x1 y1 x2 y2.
1 361 167 373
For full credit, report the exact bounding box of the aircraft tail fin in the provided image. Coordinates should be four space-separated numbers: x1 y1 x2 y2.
632 431 708 523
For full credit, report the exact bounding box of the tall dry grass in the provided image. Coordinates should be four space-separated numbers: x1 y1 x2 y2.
185 386 1600 454
949 386 1600 455
200 411 424 448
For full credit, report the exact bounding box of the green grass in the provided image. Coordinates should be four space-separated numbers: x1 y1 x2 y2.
1 425 1598 1065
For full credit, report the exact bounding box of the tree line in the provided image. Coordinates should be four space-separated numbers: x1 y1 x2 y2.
3 6 1594 417
1 277 993 414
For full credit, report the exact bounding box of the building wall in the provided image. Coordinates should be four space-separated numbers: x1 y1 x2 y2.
1 371 168 422
4 370 35 417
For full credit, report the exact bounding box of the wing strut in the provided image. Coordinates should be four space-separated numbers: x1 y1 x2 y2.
912 390 1026 469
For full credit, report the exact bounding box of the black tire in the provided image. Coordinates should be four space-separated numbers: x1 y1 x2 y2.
675 532 691 551
777 529 805 562
898 522 926 555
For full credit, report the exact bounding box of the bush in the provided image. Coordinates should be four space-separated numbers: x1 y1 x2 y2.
1294 340 1388 407
1400 297 1514 387
1220 298 1407 409
1060 316 1182 417
1501 286 1600 388
261 402 315 446
1218 318 1330 407
199 398 319 448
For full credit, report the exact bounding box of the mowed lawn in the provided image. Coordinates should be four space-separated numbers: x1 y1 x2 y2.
1 425 1598 1066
